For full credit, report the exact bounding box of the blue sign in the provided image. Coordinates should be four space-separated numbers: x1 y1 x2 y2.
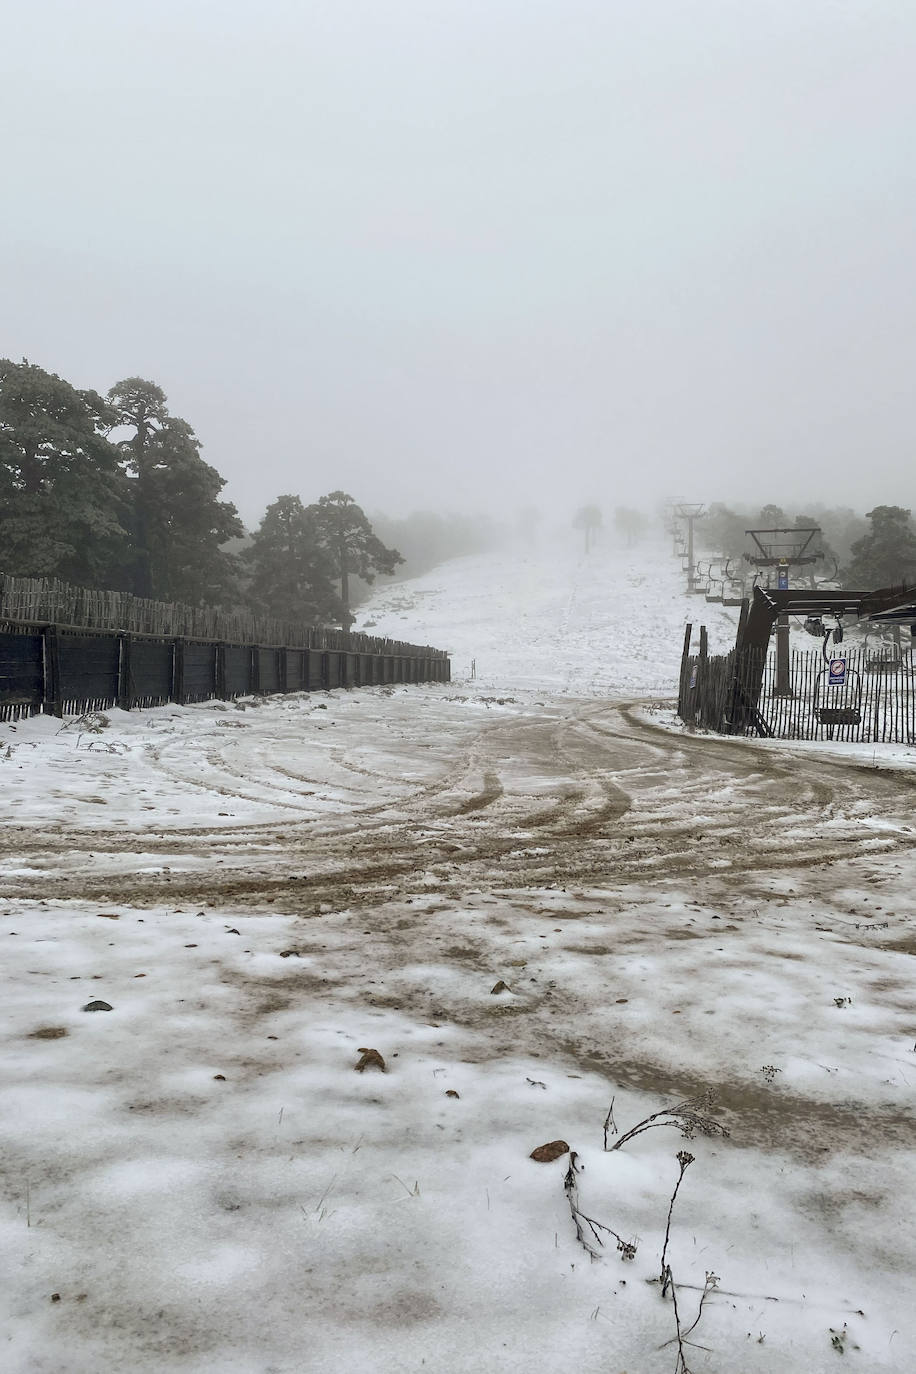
689 665 698 689
828 657 847 686
777 567 789 590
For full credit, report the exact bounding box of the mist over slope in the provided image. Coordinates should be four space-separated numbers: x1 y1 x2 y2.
358 532 741 696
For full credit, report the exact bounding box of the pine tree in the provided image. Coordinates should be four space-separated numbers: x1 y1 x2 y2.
613 506 648 547
109 377 242 603
245 494 344 625
306 491 403 625
757 504 787 526
0 358 128 583
701 503 749 559
845 506 916 588
573 504 602 553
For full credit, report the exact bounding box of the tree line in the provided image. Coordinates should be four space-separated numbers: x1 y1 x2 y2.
0 359 402 626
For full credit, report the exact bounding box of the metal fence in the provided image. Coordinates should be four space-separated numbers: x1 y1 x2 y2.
679 645 916 744
0 622 450 723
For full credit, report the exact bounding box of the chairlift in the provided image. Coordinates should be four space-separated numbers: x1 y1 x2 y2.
865 656 903 675
814 557 840 589
814 622 862 727
722 565 745 606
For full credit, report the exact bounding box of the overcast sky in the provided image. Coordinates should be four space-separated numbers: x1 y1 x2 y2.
2 1 914 527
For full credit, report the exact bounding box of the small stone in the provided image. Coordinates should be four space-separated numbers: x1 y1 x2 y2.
279 949 300 958
529 1140 570 1163
213 1074 226 1081
355 1048 386 1072
50 1293 61 1303
81 1000 113 1012
445 1090 460 1099
490 980 511 995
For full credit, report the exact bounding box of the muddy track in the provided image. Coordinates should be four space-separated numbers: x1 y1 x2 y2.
3 698 913 909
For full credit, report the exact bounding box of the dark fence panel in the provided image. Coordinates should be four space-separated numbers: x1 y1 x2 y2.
258 647 280 694
130 638 173 708
287 649 306 691
59 633 120 712
183 643 217 703
0 631 43 720
0 593 449 719
308 650 326 691
224 645 251 696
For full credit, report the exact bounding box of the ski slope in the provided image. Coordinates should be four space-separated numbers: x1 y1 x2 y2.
359 532 741 695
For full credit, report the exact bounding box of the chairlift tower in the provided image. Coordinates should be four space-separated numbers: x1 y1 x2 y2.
673 503 706 594
744 527 822 695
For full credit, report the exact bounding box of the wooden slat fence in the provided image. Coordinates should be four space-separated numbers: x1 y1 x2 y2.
0 572 443 659
679 638 916 744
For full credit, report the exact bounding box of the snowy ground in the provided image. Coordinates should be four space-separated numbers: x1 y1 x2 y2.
2 534 915 1373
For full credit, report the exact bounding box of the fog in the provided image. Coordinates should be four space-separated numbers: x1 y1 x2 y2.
2 0 915 527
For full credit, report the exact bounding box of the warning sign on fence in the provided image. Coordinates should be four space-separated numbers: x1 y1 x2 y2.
828 657 847 686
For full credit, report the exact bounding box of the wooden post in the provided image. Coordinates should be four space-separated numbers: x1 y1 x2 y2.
677 623 692 718
118 634 133 711
695 626 708 727
775 613 791 696
43 625 62 717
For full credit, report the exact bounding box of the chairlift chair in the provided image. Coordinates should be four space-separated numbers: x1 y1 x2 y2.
813 659 862 727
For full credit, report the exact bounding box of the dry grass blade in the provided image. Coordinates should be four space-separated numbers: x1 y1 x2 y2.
563 1151 637 1262
608 1091 729 1152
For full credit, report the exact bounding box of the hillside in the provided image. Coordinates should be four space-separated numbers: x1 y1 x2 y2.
358 533 741 695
